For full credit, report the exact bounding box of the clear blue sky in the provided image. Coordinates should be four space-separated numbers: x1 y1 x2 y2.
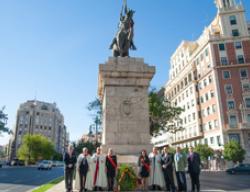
0 0 249 145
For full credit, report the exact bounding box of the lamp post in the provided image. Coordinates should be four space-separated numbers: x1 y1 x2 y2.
94 116 99 147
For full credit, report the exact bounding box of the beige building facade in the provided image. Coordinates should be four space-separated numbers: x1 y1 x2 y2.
10 100 69 160
152 0 250 161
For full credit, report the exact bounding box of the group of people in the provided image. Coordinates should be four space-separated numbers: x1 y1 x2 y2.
64 146 117 192
63 145 201 192
138 146 201 192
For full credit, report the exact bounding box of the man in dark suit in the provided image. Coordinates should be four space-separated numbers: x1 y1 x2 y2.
106 148 117 191
63 145 77 192
77 147 89 192
161 145 176 192
187 146 201 192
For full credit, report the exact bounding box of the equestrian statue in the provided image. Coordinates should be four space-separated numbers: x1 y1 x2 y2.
109 0 136 57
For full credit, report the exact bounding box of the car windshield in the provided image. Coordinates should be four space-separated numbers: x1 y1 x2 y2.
42 161 49 164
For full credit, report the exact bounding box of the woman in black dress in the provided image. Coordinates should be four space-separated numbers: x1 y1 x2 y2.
138 149 150 191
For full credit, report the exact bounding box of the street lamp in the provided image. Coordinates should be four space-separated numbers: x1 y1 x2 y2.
94 116 99 147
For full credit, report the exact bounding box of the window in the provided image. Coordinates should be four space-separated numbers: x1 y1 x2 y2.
225 84 233 95
247 114 250 123
210 91 215 98
191 99 195 106
204 138 208 145
245 98 250 108
240 69 248 78
205 93 209 101
210 137 214 144
229 115 237 128
209 122 213 130
188 73 192 82
200 96 204 103
219 43 225 51
198 82 202 90
232 29 240 37
237 55 245 64
217 136 221 146
192 113 196 121
207 107 211 115
223 70 231 79
235 42 242 49
203 79 207 87
242 82 250 92
227 100 235 110
208 76 213 83
212 104 217 113
205 49 209 57
221 57 228 65
229 15 237 25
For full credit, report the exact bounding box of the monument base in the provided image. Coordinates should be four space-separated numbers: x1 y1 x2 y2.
101 144 153 156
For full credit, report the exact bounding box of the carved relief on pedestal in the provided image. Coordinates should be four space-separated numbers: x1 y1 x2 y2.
120 98 132 117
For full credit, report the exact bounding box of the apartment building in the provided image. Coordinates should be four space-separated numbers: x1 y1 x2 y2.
152 0 250 161
10 100 69 160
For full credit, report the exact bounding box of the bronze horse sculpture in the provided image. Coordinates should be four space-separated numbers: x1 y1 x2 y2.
109 3 136 57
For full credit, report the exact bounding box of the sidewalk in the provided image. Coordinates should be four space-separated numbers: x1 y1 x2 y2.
46 180 67 192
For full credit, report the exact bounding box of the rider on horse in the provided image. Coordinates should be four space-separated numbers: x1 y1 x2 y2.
109 1 136 57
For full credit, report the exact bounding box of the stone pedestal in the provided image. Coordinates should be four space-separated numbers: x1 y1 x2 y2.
98 57 155 155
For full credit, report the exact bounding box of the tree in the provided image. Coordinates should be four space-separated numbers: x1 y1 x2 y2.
0 107 12 134
194 144 214 161
148 88 184 136
53 152 63 161
74 140 100 156
223 140 246 163
87 98 102 127
17 134 55 164
87 98 102 146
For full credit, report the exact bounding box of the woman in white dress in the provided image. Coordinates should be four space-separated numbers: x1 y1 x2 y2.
148 147 165 190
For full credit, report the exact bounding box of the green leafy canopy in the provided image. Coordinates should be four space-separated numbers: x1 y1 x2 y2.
18 134 55 164
223 140 246 163
148 88 184 136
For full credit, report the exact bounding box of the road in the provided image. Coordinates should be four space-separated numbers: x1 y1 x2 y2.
190 171 250 192
0 168 250 192
0 166 64 192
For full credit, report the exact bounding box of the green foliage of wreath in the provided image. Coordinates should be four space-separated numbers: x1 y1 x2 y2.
117 164 137 191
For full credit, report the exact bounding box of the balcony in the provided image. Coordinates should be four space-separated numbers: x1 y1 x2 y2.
240 122 250 130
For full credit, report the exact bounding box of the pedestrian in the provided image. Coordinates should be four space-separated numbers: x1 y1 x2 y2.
63 145 77 192
187 146 201 192
92 147 108 191
106 148 117 191
138 149 150 191
75 147 93 192
161 145 176 192
174 146 187 192
148 147 165 190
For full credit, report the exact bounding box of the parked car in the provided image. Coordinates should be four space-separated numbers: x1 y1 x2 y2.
11 159 25 166
38 160 53 170
226 163 250 174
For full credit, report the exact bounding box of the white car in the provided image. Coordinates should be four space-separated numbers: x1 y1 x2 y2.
38 160 53 170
